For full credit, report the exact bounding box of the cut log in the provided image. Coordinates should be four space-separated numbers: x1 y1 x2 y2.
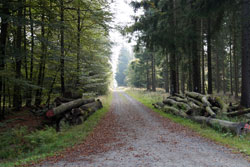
174 93 185 99
152 102 164 109
163 106 188 118
214 97 229 113
186 92 205 101
163 99 191 111
187 101 200 109
80 99 103 114
227 108 250 117
205 106 216 118
54 97 74 106
190 116 246 135
46 98 95 118
168 96 188 103
63 91 82 99
211 106 221 113
186 97 203 107
186 92 216 117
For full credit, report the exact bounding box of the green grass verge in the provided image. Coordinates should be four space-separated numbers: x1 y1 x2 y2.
125 88 250 157
0 93 113 167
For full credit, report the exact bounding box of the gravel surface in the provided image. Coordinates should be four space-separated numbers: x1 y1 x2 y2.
40 90 249 167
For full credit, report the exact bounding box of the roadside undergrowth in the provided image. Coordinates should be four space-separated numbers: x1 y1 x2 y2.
0 93 113 167
125 88 250 157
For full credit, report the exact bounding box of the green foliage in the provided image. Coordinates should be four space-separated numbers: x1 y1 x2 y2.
126 59 147 87
116 47 133 86
0 126 58 160
0 93 113 166
0 0 113 115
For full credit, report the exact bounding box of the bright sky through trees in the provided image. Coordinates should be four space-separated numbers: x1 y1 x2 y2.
109 0 140 87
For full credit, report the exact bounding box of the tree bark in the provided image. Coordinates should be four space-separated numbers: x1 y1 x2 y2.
201 20 205 94
60 0 65 95
227 108 250 117
207 17 213 94
192 2 201 93
26 2 34 107
146 55 150 91
229 33 233 96
0 3 9 119
35 10 46 106
190 116 246 135
169 0 178 95
76 6 81 85
216 47 220 93
79 100 103 113
13 0 23 110
151 53 156 92
233 15 239 99
164 54 169 93
241 0 250 107
46 98 95 117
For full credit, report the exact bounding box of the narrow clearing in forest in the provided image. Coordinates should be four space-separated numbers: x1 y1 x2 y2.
40 90 249 167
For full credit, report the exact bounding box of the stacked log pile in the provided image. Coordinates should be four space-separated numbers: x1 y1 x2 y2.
31 92 103 131
153 92 250 135
48 98 102 131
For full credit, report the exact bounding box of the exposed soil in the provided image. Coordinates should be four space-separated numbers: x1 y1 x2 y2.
39 90 250 167
0 107 45 132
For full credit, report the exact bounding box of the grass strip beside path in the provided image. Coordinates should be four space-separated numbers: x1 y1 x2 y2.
125 89 250 157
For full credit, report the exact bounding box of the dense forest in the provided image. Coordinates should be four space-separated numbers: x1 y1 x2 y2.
0 0 112 120
124 0 250 107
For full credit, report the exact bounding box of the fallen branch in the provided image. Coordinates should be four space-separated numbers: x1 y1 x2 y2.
227 108 250 117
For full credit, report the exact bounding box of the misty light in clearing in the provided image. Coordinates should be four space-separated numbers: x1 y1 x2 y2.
109 0 138 88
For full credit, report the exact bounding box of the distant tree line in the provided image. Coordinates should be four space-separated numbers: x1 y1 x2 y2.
116 46 132 86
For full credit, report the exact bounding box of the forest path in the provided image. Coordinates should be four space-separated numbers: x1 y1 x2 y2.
41 90 249 167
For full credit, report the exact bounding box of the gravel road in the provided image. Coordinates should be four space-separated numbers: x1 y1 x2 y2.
41 90 249 167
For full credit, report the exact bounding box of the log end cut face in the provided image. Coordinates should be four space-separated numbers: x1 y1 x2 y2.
46 110 54 118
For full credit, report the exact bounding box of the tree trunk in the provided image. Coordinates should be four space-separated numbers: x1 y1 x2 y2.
26 2 34 107
201 20 205 94
169 0 177 95
233 17 239 99
241 0 250 107
23 0 29 105
23 0 28 80
35 11 46 106
60 0 65 95
0 3 9 119
192 2 201 93
229 33 233 96
216 47 220 93
188 43 193 92
164 54 169 93
222 51 226 94
13 0 23 110
181 63 185 94
207 17 213 94
146 56 150 91
151 53 156 92
76 6 81 85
